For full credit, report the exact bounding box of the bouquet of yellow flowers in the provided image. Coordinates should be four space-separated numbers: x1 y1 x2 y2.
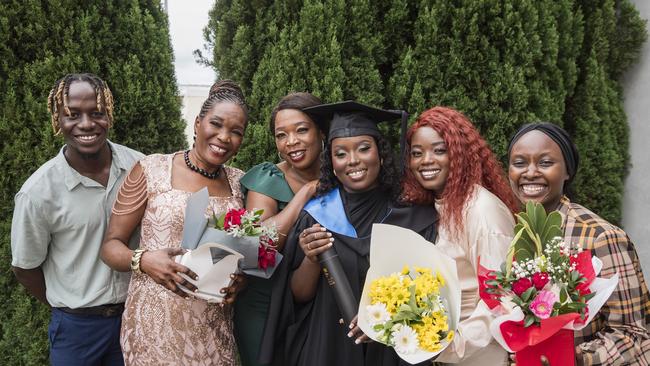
358 224 460 364
367 266 454 354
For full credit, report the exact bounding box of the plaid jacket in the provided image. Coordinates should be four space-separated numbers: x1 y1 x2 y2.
559 197 650 365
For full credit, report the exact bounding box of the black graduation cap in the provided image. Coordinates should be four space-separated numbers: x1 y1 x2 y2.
302 101 409 152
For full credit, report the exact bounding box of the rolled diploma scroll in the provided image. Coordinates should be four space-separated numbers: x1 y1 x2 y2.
318 246 357 324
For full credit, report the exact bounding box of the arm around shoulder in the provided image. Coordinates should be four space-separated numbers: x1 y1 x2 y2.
250 181 318 251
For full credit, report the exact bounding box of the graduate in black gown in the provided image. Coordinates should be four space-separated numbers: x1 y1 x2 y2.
259 101 437 366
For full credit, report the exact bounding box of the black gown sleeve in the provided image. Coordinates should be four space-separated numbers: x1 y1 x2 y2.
258 210 314 365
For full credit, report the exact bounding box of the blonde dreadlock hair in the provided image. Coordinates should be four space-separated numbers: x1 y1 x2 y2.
47 73 115 135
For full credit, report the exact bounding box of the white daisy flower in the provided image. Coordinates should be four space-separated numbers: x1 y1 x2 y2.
366 303 391 326
391 324 419 354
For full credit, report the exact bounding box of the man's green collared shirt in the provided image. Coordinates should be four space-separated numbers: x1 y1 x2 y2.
11 141 143 308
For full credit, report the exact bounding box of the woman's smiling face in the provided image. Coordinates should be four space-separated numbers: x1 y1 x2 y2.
330 135 381 193
408 126 450 197
274 109 323 170
193 101 246 168
508 130 570 212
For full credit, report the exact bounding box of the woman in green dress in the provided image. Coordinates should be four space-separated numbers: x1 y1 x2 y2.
235 92 325 366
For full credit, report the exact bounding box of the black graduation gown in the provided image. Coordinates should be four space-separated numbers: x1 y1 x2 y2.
259 188 437 366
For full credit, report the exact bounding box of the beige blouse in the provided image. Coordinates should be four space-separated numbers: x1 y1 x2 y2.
434 185 515 366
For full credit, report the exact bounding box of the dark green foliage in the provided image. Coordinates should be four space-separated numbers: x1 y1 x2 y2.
204 0 645 224
0 1 185 363
565 0 646 223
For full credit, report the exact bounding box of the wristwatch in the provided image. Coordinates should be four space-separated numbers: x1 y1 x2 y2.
130 248 147 274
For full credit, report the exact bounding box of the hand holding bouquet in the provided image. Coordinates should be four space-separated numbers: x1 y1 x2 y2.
479 202 618 365
358 224 460 364
176 188 284 302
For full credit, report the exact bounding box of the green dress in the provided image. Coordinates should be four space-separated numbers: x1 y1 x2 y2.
235 162 294 366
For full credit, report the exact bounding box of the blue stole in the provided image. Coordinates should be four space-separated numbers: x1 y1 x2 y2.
303 188 358 238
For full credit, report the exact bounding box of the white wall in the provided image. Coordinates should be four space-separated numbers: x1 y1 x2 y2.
179 84 211 148
622 1 650 272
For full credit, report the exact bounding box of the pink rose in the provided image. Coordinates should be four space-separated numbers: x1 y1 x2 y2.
224 208 246 230
531 272 550 290
512 277 533 296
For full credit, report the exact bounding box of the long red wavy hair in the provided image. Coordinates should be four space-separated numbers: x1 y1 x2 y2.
401 106 519 238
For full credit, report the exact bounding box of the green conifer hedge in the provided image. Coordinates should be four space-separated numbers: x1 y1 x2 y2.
202 0 646 225
0 1 185 363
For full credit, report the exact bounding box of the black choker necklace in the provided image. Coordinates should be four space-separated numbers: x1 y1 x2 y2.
184 150 220 179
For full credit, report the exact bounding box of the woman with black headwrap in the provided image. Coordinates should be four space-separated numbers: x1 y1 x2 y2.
507 123 650 365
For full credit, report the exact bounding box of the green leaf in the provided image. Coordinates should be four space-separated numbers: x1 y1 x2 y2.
511 221 537 260
517 212 530 226
571 271 580 283
485 280 499 286
216 212 226 229
514 247 534 262
522 223 542 256
526 201 545 235
524 315 536 327
408 284 418 310
560 286 569 303
583 292 596 301
541 211 563 245
253 208 265 217
521 287 536 302
505 244 516 276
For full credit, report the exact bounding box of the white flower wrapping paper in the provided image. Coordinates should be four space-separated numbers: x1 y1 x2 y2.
357 224 462 364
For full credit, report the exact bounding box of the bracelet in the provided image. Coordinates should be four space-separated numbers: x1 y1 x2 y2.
130 248 147 274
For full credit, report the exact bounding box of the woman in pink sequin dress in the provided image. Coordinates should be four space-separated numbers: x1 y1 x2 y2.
101 81 248 365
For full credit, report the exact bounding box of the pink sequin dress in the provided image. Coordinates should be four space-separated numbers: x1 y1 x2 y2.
121 153 244 365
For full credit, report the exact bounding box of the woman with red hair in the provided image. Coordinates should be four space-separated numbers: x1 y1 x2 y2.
401 106 518 366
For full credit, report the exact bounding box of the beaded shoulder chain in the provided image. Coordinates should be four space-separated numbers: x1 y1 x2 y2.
113 165 148 215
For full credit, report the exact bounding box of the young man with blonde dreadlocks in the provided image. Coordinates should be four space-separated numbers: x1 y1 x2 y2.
11 73 143 365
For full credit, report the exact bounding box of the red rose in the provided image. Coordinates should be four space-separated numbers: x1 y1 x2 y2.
258 245 276 270
532 272 550 290
512 277 533 296
224 208 246 230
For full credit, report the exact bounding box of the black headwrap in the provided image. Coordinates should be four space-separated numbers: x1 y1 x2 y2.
507 122 580 192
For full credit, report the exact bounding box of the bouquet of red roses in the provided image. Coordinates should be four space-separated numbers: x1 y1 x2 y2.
175 188 283 302
479 202 618 365
214 207 279 270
